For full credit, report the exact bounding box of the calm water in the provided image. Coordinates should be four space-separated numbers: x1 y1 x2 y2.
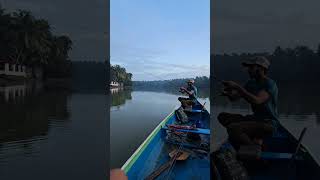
0 82 107 179
212 83 320 164
110 88 210 168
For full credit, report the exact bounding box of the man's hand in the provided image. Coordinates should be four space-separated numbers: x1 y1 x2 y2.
110 169 128 180
221 88 240 101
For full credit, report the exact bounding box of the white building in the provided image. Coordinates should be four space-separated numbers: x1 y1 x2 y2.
110 81 121 87
0 60 27 77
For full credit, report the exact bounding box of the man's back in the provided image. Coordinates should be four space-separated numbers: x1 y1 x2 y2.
187 85 198 100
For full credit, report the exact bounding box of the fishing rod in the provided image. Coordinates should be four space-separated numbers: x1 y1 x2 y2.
165 101 208 180
287 127 307 180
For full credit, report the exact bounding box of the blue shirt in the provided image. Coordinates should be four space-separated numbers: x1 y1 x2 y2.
244 78 278 122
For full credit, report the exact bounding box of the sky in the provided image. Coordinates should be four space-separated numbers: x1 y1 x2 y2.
1 0 108 62
212 0 320 54
111 0 210 81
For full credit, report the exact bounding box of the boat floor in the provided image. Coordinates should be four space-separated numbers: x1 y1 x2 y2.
127 104 210 179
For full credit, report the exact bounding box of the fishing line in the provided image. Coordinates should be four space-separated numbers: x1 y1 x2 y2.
164 101 207 180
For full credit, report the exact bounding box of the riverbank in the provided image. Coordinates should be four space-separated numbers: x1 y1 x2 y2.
0 75 71 90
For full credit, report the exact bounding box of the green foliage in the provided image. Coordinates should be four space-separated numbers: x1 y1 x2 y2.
0 4 72 78
110 64 132 86
212 45 320 83
133 76 209 89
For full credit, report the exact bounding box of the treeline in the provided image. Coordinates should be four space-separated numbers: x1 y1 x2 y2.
133 76 210 89
212 45 320 84
0 5 72 78
110 65 132 86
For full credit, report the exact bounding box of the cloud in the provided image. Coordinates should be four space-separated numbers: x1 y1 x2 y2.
111 56 209 81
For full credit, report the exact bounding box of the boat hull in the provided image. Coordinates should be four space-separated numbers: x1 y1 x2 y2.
122 100 210 179
213 123 320 180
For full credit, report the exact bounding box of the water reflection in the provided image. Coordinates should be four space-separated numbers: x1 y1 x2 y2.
110 87 210 168
0 82 70 158
110 88 132 110
110 87 210 111
133 87 210 99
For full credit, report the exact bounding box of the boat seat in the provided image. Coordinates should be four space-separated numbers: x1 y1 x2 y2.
162 127 210 135
260 152 302 160
184 109 203 113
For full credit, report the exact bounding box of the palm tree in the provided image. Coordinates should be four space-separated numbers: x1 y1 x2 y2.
9 10 35 63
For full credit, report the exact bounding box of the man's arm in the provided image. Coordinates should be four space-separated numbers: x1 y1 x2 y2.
221 89 241 102
237 86 269 105
223 81 270 105
180 87 194 96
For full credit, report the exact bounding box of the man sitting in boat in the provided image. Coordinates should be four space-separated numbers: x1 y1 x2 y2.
178 79 198 110
218 56 278 153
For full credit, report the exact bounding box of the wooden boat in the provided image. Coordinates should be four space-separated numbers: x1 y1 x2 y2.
212 122 320 180
121 100 210 179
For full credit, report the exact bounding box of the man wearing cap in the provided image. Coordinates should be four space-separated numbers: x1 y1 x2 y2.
178 79 198 109
218 56 278 151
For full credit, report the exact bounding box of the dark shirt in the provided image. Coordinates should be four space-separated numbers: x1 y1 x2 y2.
244 78 278 122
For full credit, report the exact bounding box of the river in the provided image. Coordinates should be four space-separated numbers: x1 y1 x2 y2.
0 82 107 180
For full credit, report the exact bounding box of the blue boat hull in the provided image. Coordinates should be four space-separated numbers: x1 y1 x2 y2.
213 123 320 180
122 100 210 180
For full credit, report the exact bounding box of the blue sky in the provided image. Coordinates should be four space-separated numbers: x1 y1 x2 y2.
111 0 210 81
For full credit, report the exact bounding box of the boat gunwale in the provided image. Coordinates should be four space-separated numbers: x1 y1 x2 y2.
121 106 177 173
281 124 320 166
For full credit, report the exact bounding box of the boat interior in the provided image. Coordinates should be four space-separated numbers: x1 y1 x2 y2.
214 125 320 180
126 102 210 179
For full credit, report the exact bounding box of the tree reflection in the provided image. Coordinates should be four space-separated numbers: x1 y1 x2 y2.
111 88 132 107
0 82 71 144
